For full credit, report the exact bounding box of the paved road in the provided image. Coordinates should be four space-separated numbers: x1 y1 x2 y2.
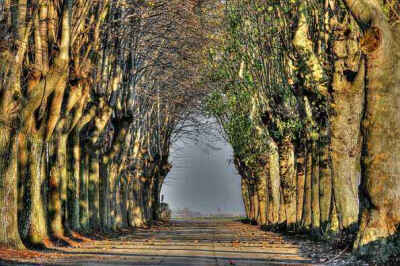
1 220 315 266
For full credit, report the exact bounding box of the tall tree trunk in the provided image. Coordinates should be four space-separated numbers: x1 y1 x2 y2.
264 164 270 225
48 132 69 240
114 175 124 230
120 177 129 228
88 151 100 231
108 163 119 231
0 1 28 248
330 11 364 231
278 189 286 225
319 128 333 232
266 161 274 225
241 178 251 219
26 138 48 247
248 183 254 222
48 138 62 239
152 173 161 221
311 142 320 231
343 0 400 255
296 146 306 225
129 176 145 228
256 172 267 225
248 182 256 223
127 178 135 228
18 134 29 241
68 130 81 232
146 177 155 223
0 127 24 249
59 134 70 236
329 195 340 233
79 145 89 232
280 137 296 227
302 147 312 229
268 139 280 224
99 162 110 231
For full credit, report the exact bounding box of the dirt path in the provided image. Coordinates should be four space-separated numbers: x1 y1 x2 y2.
0 220 354 265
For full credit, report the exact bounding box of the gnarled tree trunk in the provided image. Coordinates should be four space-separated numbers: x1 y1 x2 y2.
329 9 364 231
343 0 400 256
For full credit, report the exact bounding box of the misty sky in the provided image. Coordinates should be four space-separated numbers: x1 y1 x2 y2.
161 121 245 215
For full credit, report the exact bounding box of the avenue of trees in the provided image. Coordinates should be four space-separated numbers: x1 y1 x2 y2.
1 0 400 264
205 0 400 262
0 0 207 250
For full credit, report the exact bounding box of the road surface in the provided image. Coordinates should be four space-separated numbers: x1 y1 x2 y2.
1 220 319 265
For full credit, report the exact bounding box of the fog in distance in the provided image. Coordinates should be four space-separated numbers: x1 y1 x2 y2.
161 119 245 215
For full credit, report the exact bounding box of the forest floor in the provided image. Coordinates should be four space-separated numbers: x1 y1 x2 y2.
0 219 368 265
